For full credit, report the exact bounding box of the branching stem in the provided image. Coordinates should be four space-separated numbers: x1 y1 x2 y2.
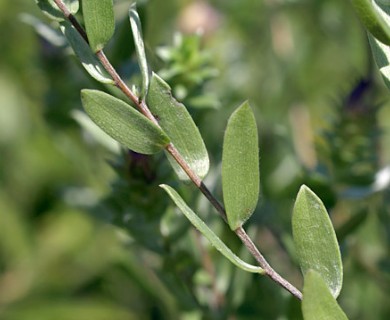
53 0 302 300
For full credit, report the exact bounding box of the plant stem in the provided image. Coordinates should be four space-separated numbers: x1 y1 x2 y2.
235 227 302 300
53 0 87 40
53 0 302 300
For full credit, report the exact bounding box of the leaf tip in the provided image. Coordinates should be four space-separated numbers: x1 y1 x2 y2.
296 184 316 201
235 100 252 114
80 88 91 95
80 88 95 101
298 184 309 193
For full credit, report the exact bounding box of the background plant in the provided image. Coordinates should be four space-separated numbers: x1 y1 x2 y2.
1 0 390 319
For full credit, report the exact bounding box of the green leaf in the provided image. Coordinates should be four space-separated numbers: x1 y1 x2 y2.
60 21 115 84
36 0 79 21
222 102 259 230
82 0 115 52
368 33 390 89
129 3 150 100
160 184 264 274
292 185 343 298
351 1 390 89
81 89 170 154
146 73 209 181
350 0 390 45
302 270 348 320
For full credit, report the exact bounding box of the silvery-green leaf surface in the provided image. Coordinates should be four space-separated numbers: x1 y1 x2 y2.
302 270 348 320
292 185 343 298
81 89 170 154
146 73 209 181
82 0 115 52
161 184 264 274
60 21 114 84
129 3 150 100
222 102 259 230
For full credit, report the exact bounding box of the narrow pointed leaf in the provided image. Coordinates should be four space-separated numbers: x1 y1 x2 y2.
129 3 150 100
36 0 79 21
368 33 390 89
292 185 343 298
222 102 259 230
146 73 209 181
160 184 264 274
60 21 114 84
82 0 115 52
350 0 390 45
81 89 170 154
302 270 348 320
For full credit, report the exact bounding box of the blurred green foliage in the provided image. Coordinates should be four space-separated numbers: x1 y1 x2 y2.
1 0 390 319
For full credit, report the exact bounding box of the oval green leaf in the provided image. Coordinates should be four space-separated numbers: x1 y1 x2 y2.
82 0 115 52
36 0 79 21
302 270 348 320
292 185 343 298
160 184 264 274
222 102 259 230
81 89 170 154
368 33 390 89
146 73 209 181
60 21 115 84
129 3 150 100
350 0 390 45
